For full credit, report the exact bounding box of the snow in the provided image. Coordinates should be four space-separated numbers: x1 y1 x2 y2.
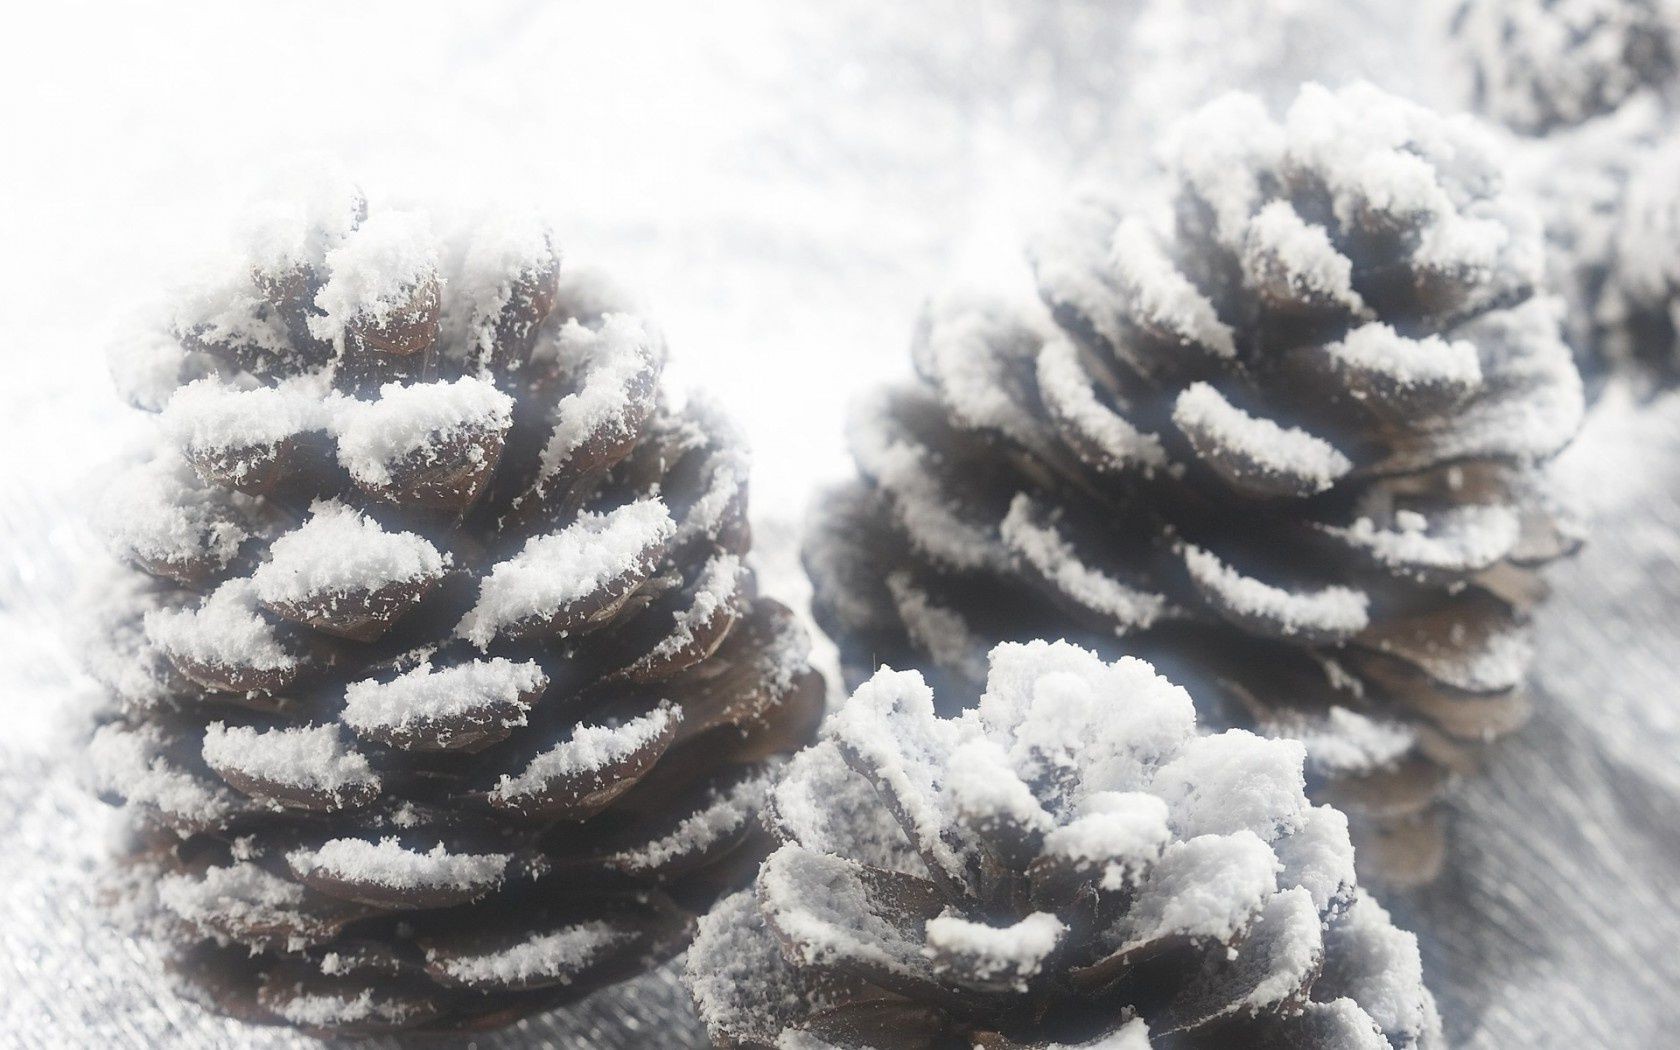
883 572 990 686
1150 729 1309 842
1111 830 1280 947
157 861 303 919
440 208 559 366
1273 805 1357 914
1034 335 1169 472
144 578 297 673
308 210 437 342
535 315 658 484
491 703 679 803
162 375 329 454
1242 200 1366 313
1275 706 1416 776
432 921 627 987
456 498 675 647
250 501 446 603
769 741 927 875
340 657 545 734
640 554 742 667
1181 544 1371 638
1240 887 1325 1011
108 319 203 412
1327 504 1520 577
238 161 364 276
942 737 1053 833
1327 324 1483 393
288 837 510 891
268 989 421 1029
923 910 1065 987
98 453 250 573
86 722 243 825
913 291 1044 446
200 722 378 795
333 376 513 487
610 773 766 873
1040 791 1172 889
1107 215 1237 358
1173 383 1353 494
756 844 925 975
1000 494 1167 631
1319 891 1440 1046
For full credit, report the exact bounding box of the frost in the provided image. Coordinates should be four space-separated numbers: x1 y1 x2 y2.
1182 544 1370 639
1173 383 1353 493
200 722 378 795
341 658 545 734
289 838 510 892
145 578 297 673
309 210 438 342
491 704 678 803
333 377 512 487
432 921 627 987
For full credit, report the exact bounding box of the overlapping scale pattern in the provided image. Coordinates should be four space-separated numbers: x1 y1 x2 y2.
88 180 823 1034
806 83 1584 886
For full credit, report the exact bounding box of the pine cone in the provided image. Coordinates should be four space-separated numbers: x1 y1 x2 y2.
686 640 1444 1050
1453 0 1679 133
88 178 823 1034
1594 133 1680 382
805 83 1584 886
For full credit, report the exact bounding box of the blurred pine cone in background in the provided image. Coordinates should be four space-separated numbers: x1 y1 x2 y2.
806 83 1584 886
687 640 1443 1050
1453 0 1679 134
87 176 823 1034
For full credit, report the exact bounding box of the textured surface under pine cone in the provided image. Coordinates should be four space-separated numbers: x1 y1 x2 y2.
1453 0 1680 133
686 639 1443 1049
805 82 1584 887
86 177 823 1034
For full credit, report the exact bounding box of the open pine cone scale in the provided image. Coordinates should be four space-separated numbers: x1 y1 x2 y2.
807 84 1584 886
91 184 822 1033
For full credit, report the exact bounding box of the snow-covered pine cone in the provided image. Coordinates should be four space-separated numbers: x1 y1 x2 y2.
805 83 1584 887
1453 0 1680 133
88 178 824 1035
1592 133 1680 382
686 640 1443 1050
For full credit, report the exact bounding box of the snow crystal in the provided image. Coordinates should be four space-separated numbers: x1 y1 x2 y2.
237 160 363 276
455 498 674 648
757 845 926 976
770 742 927 875
1172 383 1352 493
87 723 242 824
1001 495 1166 631
1243 200 1366 313
157 862 306 928
535 316 656 483
1150 729 1309 842
846 398 1010 572
639 554 741 667
1274 706 1416 776
145 578 297 673
341 658 544 733
1108 216 1237 358
1035 335 1169 472
1329 503 1520 575
1182 544 1370 638
610 774 766 873
201 722 378 794
441 209 558 364
1327 323 1482 393
924 911 1065 986
1273 805 1356 913
433 921 627 986
251 501 446 604
824 666 971 876
491 703 679 803
943 737 1054 834
98 453 250 572
884 571 991 687
976 641 1197 797
163 374 329 454
333 376 512 487
1041 791 1172 890
309 210 438 342
1319 891 1441 1045
289 837 510 891
1240 887 1325 1012
1113 830 1280 947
